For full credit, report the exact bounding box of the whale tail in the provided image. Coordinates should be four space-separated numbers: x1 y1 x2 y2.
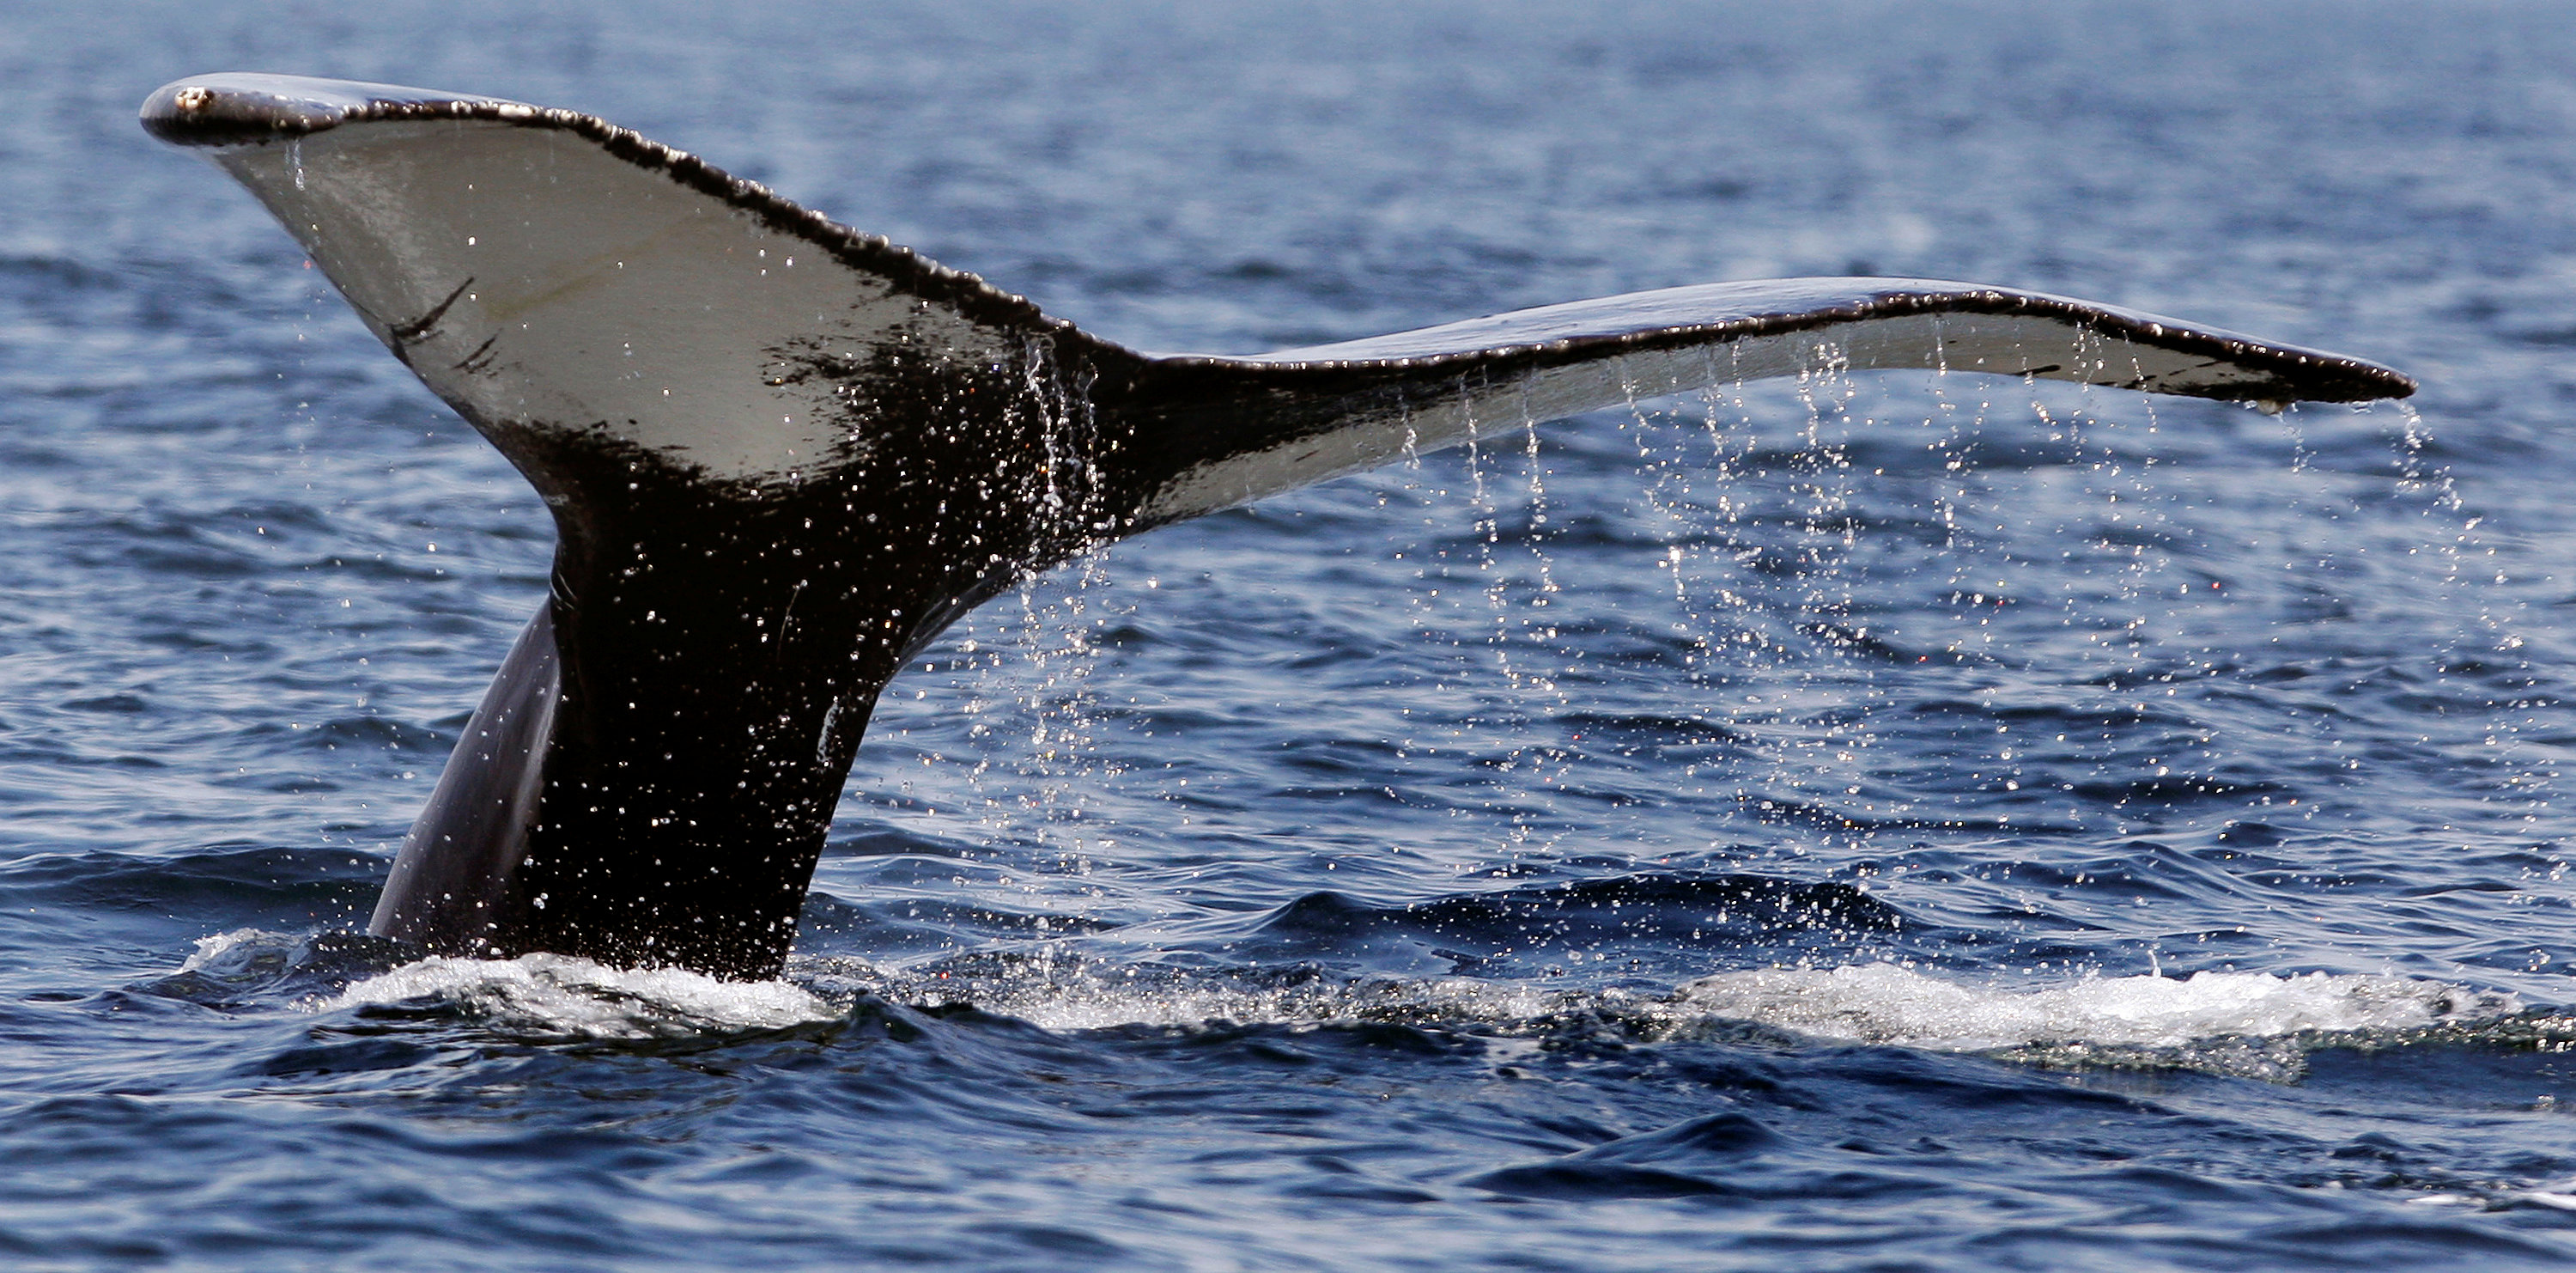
143 75 2414 978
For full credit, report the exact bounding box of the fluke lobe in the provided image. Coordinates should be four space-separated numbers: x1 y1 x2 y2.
142 74 2415 980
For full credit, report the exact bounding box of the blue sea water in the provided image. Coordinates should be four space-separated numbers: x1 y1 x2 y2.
8 1 2576 1268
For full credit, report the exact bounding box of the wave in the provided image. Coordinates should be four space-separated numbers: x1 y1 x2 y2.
834 953 2532 1081
1660 963 2524 1080
325 953 841 1039
149 927 2537 1080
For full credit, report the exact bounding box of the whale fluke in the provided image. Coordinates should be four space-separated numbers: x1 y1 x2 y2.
143 74 2415 979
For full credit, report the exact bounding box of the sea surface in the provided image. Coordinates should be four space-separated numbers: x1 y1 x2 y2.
5 2 2576 1269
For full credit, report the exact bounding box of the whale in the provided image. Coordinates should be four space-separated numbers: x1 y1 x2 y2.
142 74 2415 980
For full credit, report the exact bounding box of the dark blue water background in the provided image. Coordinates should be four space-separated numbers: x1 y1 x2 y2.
8 2 2576 1268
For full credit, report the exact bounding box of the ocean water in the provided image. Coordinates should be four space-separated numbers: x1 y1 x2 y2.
6 1 2576 1268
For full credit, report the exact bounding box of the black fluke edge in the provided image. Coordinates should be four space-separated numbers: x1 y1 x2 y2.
143 73 2416 979
141 75 517 146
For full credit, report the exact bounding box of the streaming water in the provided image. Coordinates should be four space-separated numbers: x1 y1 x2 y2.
7 2 2576 1270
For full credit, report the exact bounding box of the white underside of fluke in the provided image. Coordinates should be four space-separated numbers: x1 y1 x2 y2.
1139 290 2266 522
211 119 1028 484
160 74 2407 515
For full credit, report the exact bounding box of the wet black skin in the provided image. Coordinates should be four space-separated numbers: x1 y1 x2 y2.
373 343 1478 977
374 347 1125 977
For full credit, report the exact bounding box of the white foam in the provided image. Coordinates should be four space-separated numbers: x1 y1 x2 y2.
178 927 289 971
1668 964 2516 1051
323 953 841 1039
974 975 1564 1034
298 945 2518 1057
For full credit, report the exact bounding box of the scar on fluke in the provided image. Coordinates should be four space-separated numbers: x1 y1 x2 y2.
388 277 474 346
143 73 2413 980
